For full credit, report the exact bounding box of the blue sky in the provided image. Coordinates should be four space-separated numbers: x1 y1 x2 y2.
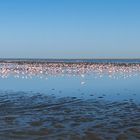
0 0 140 58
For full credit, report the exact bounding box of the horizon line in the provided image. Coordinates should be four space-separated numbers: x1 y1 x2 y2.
0 58 140 60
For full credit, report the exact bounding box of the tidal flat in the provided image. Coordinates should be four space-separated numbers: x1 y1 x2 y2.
0 59 140 140
0 93 140 140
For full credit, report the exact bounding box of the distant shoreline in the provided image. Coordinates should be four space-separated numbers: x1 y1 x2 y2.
0 58 140 64
0 58 140 60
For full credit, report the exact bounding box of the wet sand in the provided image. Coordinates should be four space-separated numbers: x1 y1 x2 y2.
0 92 140 140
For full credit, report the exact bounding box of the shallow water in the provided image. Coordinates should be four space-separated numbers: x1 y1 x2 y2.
0 60 140 140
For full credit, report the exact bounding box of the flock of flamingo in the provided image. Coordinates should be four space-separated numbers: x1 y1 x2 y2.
0 62 140 79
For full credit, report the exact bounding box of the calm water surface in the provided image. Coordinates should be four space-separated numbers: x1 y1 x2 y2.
0 60 140 140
